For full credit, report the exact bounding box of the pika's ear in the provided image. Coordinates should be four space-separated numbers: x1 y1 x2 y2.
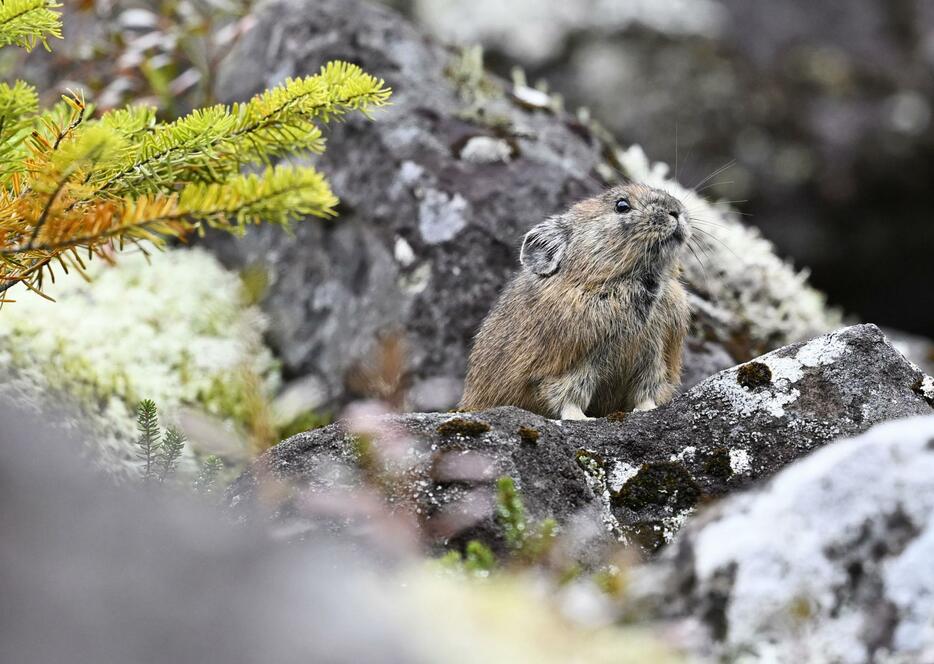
520 218 569 277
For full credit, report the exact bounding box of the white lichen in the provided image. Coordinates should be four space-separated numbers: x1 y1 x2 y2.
609 460 640 493
670 446 696 464
729 448 751 475
418 189 470 244
0 248 279 475
578 452 625 540
687 415 934 663
459 136 513 163
662 509 694 544
917 375 934 403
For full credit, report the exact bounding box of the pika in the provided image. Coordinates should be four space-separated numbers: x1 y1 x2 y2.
460 183 691 420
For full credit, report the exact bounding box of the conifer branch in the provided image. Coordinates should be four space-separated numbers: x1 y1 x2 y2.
0 0 61 51
0 51 390 300
0 0 390 302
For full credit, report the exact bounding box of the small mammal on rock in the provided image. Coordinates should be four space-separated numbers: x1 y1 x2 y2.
461 183 691 420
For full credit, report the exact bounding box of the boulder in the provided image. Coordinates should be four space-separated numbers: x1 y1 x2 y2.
642 413 934 663
228 324 933 556
205 0 839 412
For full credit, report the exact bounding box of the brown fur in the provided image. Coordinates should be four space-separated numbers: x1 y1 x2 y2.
461 183 691 418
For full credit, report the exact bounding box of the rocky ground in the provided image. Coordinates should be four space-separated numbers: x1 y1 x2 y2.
205 3 934 661
643 414 934 663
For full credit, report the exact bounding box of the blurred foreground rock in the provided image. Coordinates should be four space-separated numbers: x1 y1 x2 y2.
229 324 933 556
0 402 412 664
644 414 934 663
0 401 678 664
207 0 840 412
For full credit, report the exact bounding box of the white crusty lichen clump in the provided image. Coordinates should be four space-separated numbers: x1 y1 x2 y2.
0 248 279 475
618 145 842 347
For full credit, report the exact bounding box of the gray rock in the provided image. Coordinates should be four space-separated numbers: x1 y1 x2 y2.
642 413 934 664
0 401 415 664
227 324 933 556
206 0 832 413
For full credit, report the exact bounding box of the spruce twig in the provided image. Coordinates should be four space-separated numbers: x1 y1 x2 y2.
156 427 186 483
0 4 391 302
135 399 161 482
193 455 224 495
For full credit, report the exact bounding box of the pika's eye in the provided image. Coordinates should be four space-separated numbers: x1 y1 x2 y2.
615 198 631 214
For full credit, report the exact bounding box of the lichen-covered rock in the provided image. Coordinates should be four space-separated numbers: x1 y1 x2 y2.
227 325 933 556
206 0 839 412
643 414 934 664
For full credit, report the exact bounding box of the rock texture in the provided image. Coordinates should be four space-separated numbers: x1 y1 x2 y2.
644 413 934 664
228 324 933 556
206 0 838 413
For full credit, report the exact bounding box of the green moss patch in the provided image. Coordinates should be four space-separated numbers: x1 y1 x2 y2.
703 447 733 479
623 521 668 553
614 461 701 512
436 417 491 437
575 449 606 475
737 361 772 389
517 426 540 444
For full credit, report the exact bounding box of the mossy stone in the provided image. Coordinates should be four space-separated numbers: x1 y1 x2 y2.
623 521 668 553
575 449 606 474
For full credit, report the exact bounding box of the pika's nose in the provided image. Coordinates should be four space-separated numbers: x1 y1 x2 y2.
650 206 676 226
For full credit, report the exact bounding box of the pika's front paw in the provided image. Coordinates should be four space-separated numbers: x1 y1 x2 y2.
560 404 592 420
632 399 657 412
